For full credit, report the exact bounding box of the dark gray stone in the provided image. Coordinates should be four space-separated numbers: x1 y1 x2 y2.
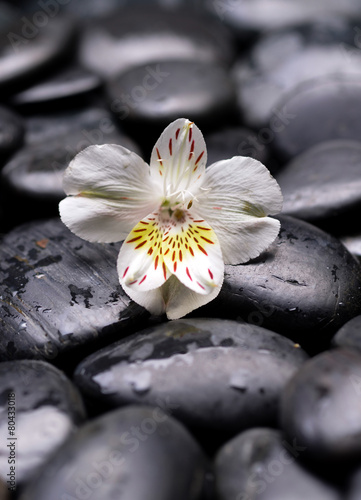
79 5 235 78
0 105 24 165
74 318 308 434
200 215 361 353
0 218 147 363
276 140 361 231
280 348 361 463
19 405 208 500
214 427 341 500
332 315 361 353
271 76 361 162
0 359 86 484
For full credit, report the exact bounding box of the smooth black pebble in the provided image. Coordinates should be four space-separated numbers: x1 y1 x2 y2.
332 315 361 353
19 405 209 500
0 218 147 364
0 105 24 166
0 359 86 484
74 318 308 435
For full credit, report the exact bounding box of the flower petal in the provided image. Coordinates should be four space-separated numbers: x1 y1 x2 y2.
60 144 157 242
196 156 283 264
122 275 222 319
149 118 207 201
117 212 170 292
162 211 224 295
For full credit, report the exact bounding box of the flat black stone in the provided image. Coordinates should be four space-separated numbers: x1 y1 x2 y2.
107 59 237 151
0 107 141 228
79 4 235 78
198 215 361 353
276 140 361 232
271 76 361 162
0 105 24 165
233 25 361 127
0 218 147 366
214 427 342 500
0 15 76 96
11 64 102 108
280 347 361 464
74 318 308 435
332 315 361 353
0 359 86 484
19 405 208 500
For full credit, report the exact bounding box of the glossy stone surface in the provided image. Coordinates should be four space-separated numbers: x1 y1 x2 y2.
272 77 361 162
19 405 208 500
200 215 361 352
215 428 341 500
0 359 86 484
74 318 308 433
280 348 361 463
332 315 361 353
79 5 235 78
0 218 147 363
0 105 24 165
276 140 361 231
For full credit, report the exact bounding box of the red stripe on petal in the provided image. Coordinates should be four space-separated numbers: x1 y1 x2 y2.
139 275 147 285
135 240 147 249
198 245 208 255
208 269 214 280
127 236 142 243
175 128 180 139
195 151 204 165
154 255 159 270
122 266 129 278
169 138 172 155
186 267 192 281
163 262 167 280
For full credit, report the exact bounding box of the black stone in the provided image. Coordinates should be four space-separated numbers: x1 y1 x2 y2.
214 427 342 500
79 5 235 78
332 315 361 353
0 107 141 228
280 348 361 464
204 126 269 168
233 25 361 127
0 15 76 96
198 215 361 353
0 218 147 366
276 140 361 233
74 318 308 435
19 405 209 500
0 105 24 166
271 76 361 162
107 59 237 151
11 64 102 108
0 359 86 484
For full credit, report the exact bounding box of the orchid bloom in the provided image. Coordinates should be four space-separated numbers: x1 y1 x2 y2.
59 118 283 319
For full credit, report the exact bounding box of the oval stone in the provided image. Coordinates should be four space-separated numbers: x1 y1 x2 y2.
199 215 361 353
0 105 24 166
276 140 361 232
0 218 147 364
0 359 86 484
332 315 361 353
280 348 361 463
19 405 208 500
214 427 341 500
74 318 308 435
79 4 235 78
271 76 361 162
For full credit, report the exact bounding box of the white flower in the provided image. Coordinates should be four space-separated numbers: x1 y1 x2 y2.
59 118 283 319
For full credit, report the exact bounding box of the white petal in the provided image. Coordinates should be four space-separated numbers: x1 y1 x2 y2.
60 144 158 242
197 156 283 264
149 118 207 201
122 283 166 317
117 213 170 292
162 212 224 295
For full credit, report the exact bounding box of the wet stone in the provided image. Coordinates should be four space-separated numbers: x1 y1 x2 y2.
332 315 361 353
280 348 361 464
0 105 24 166
74 318 308 436
214 427 342 500
0 359 86 485
19 405 208 500
271 76 361 162
0 15 76 96
11 64 102 108
0 107 141 228
233 25 361 127
79 4 235 78
107 59 237 150
276 140 361 232
198 215 361 353
0 218 147 364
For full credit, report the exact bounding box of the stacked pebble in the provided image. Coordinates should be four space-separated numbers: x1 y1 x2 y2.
1 1 361 499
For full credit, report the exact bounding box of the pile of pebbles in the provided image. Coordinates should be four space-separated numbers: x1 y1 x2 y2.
1 1 361 499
